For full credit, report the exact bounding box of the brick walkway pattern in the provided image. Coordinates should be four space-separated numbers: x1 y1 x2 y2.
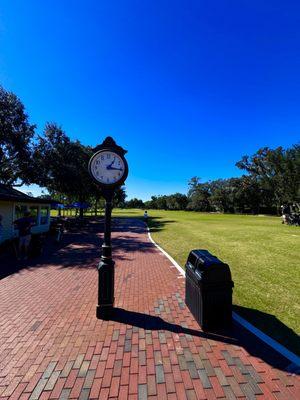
0 218 299 399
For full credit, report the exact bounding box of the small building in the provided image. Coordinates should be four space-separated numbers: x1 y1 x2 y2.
0 184 53 244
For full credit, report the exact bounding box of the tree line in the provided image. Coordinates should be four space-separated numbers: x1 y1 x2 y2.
0 86 126 216
1 85 299 216
125 145 299 215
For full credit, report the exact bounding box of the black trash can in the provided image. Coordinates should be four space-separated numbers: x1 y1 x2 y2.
185 249 234 330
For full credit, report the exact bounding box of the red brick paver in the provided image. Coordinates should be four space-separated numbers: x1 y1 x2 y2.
0 218 299 399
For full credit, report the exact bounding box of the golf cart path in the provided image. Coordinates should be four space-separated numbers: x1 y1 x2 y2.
0 218 299 399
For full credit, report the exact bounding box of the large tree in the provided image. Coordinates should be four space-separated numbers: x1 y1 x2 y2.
236 145 300 211
0 86 36 185
33 123 102 216
187 177 211 211
33 123 127 216
166 193 188 210
209 179 236 213
125 198 145 209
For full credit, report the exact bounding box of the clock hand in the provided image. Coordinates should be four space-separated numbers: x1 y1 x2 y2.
107 157 115 168
106 158 116 170
107 166 123 171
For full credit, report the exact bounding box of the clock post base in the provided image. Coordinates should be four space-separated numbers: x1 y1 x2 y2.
96 257 115 319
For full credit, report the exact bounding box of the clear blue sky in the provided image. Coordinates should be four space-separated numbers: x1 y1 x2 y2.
1 0 299 200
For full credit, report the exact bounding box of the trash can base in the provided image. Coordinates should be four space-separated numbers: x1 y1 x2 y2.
96 305 114 320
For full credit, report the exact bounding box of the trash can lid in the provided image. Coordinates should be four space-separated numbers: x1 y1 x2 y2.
187 249 232 283
190 250 224 267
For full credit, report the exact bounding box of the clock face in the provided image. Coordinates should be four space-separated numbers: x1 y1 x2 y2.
90 150 126 185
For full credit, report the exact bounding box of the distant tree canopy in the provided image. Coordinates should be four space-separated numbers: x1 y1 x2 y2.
142 193 188 211
129 145 300 215
0 86 35 185
124 198 145 209
0 86 126 211
33 123 90 195
236 145 300 212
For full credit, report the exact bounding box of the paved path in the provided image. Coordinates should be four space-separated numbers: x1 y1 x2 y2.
0 218 299 399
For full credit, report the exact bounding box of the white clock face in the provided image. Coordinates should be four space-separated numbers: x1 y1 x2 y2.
90 151 125 185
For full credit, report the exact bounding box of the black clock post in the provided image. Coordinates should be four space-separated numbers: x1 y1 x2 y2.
88 136 128 319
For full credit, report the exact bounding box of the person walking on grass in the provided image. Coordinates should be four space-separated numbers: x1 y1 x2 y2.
13 210 34 260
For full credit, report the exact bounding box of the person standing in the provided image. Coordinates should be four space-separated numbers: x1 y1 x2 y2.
143 210 148 224
14 211 34 260
281 204 290 224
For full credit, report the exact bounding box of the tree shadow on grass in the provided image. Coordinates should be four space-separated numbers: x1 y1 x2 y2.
147 217 175 232
112 215 175 233
102 307 299 374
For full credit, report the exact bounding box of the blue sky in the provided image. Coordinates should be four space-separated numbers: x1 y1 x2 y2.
1 0 299 200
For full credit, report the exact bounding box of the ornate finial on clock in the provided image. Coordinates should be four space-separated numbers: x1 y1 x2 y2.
93 136 127 156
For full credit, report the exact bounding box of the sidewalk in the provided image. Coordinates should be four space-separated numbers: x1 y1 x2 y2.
0 218 299 399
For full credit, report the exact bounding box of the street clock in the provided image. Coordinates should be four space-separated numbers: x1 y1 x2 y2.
88 136 128 319
89 150 128 186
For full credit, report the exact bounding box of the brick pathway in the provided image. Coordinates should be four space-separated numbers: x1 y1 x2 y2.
0 218 299 399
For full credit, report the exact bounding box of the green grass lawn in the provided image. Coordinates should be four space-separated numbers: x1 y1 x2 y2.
113 208 300 355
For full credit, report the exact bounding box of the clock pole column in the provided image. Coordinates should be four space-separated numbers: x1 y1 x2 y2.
97 189 115 319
